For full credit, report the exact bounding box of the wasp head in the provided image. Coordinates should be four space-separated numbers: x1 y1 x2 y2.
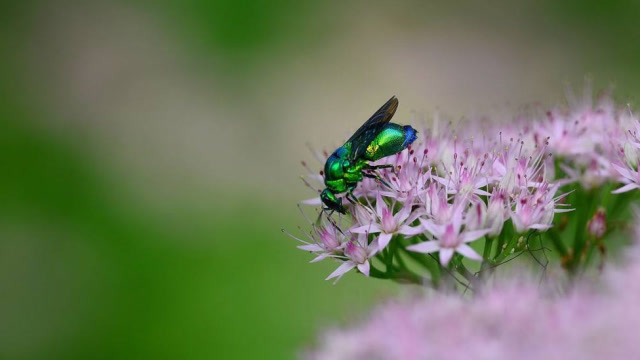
320 189 346 214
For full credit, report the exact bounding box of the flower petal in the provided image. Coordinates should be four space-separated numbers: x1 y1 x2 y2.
298 244 323 252
439 248 454 266
367 238 379 257
530 224 552 230
398 225 423 237
461 229 491 243
407 241 440 254
302 197 322 206
350 224 382 234
456 244 483 261
395 203 412 224
511 212 524 233
473 188 492 196
378 233 393 252
326 262 356 280
357 261 370 277
419 218 443 237
612 163 634 179
310 254 329 263
612 183 639 194
376 193 387 218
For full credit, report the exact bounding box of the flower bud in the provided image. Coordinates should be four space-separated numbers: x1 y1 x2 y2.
486 190 507 236
465 198 487 231
587 207 606 239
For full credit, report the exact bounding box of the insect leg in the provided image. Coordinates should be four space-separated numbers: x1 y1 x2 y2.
318 208 346 235
315 209 324 226
363 172 393 189
346 187 362 206
363 164 395 172
343 188 356 205
526 232 548 284
326 215 345 235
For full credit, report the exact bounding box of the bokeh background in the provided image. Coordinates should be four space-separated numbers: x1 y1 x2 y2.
3 1 640 359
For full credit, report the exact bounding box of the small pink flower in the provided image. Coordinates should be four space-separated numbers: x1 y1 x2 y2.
326 234 378 281
433 152 490 197
559 156 611 189
492 138 548 193
408 205 490 266
351 193 422 252
422 182 454 224
510 183 572 233
376 152 432 202
612 162 640 194
288 218 347 263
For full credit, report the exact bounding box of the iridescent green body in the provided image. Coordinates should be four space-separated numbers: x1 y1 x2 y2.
320 97 417 214
324 124 415 193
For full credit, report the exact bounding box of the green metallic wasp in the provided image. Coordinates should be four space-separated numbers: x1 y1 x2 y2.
320 96 418 214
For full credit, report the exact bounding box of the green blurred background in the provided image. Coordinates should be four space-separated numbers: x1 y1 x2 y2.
2 1 640 359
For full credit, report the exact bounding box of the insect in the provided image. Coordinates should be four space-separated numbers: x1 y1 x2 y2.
320 96 417 214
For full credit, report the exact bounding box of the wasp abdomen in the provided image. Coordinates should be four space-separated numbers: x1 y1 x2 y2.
364 124 418 162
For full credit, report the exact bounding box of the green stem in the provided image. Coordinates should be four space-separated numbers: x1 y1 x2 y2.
369 263 388 279
400 247 440 287
371 264 423 285
493 220 513 261
481 236 494 272
571 189 595 270
385 239 396 275
394 244 409 270
547 228 568 257
390 267 424 285
493 233 520 264
456 262 476 285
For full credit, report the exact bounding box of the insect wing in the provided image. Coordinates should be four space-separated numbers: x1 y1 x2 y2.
347 96 398 160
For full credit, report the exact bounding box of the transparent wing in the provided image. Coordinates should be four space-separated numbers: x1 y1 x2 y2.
346 96 398 160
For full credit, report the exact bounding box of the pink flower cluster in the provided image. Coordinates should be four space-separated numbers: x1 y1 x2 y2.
306 223 640 360
292 89 640 281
